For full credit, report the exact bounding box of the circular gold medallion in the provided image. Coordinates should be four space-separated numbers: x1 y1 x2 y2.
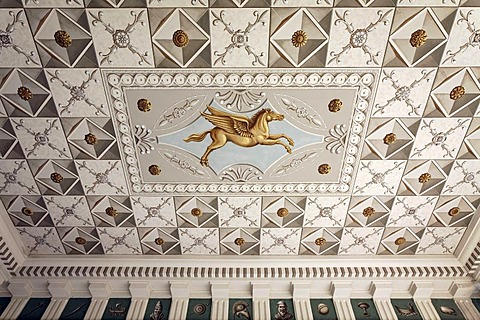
409 29 427 48
418 173 431 184
154 237 164 245
191 207 203 217
318 164 331 175
291 30 308 48
17 86 33 101
450 86 465 100
277 207 289 218
54 30 72 48
315 237 326 246
383 133 396 145
105 206 118 217
448 207 460 217
172 30 189 48
234 237 245 246
75 237 87 245
395 237 406 245
50 172 63 183
149 165 161 176
21 207 33 216
84 133 97 145
328 99 343 113
137 98 152 112
362 207 375 217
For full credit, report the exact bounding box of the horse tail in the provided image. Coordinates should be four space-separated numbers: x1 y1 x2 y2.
184 130 210 143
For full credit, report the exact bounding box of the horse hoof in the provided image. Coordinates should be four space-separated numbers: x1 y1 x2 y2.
200 160 209 166
286 148 292 154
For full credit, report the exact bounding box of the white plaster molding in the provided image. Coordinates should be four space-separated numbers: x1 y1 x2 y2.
409 281 434 299
47 280 73 298
0 297 28 320
7 279 32 297
88 281 112 298
41 298 68 320
0 203 26 271
454 298 480 319
292 281 311 299
169 281 189 320
413 299 441 320
129 281 151 299
126 298 149 320
252 281 270 320
211 282 229 299
370 281 398 320
84 298 109 319
292 281 313 320
211 282 230 320
170 281 189 298
331 282 355 320
449 281 475 298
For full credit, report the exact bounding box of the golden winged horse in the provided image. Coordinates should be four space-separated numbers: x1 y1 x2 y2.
184 106 294 166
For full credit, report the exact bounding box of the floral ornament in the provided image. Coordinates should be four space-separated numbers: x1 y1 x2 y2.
137 98 152 112
374 69 434 116
47 70 108 116
389 197 436 226
54 30 72 48
77 161 125 194
318 163 331 175
417 228 464 254
0 161 37 194
325 124 346 154
148 165 161 176
329 10 392 65
17 86 32 101
354 161 404 194
219 197 259 227
291 30 307 48
234 237 245 246
88 10 151 65
134 125 155 155
212 10 268 66
409 29 427 48
261 229 299 254
383 133 396 145
98 228 141 254
418 172 431 184
180 228 217 254
304 197 347 227
0 11 39 65
172 30 189 48
444 161 480 194
450 86 465 100
275 152 317 175
17 228 63 254
443 10 480 64
339 228 382 254
410 119 469 158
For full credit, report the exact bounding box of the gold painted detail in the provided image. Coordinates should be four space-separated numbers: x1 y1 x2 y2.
362 207 375 217
191 207 202 217
84 133 97 145
54 30 72 48
328 99 343 113
21 207 33 216
154 237 164 245
448 207 460 217
291 30 308 48
383 133 396 145
172 30 189 48
184 106 294 167
409 29 427 48
418 172 431 184
137 98 152 112
315 237 326 246
234 237 245 246
395 237 406 245
450 86 465 100
75 237 86 245
277 207 289 218
105 206 118 217
50 172 63 183
149 165 161 176
318 164 331 175
17 86 32 101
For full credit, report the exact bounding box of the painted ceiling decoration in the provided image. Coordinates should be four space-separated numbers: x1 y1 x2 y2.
0 0 479 267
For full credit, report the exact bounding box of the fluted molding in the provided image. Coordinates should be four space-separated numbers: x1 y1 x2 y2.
292 281 313 320
410 282 440 320
370 281 398 320
84 281 112 319
127 281 151 320
252 281 270 320
331 282 355 320
211 282 229 320
0 298 28 320
40 298 68 320
168 281 189 320
454 298 480 319
449 281 479 320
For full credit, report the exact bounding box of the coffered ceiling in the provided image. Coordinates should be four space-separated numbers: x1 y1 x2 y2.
0 0 479 263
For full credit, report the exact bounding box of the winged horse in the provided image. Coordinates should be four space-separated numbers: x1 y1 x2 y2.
184 106 294 166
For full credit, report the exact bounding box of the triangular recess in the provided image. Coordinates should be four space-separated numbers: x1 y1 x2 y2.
431 69 480 117
221 228 258 255
348 197 390 227
262 197 303 228
389 8 447 67
402 161 446 195
141 228 179 255
366 119 413 159
8 196 48 227
91 196 134 227
176 197 217 227
68 119 115 159
301 228 340 255
152 9 210 67
62 228 101 254
465 128 480 159
0 125 17 159
34 9 92 67
381 227 420 255
35 161 79 195
433 196 475 227
0 70 51 117
270 9 328 67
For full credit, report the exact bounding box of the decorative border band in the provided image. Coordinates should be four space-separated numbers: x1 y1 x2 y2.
0 236 18 274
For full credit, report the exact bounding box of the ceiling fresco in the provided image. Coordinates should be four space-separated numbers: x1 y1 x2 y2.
0 0 479 259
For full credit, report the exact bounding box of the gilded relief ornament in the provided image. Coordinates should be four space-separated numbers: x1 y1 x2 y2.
395 237 406 245
409 29 427 48
277 207 289 218
383 133 396 145
21 207 33 216
315 237 326 246
191 207 202 217
84 133 97 145
172 30 189 48
54 30 72 48
450 86 465 100
75 237 87 245
154 237 164 245
328 99 342 113
105 206 118 217
17 86 32 101
137 98 152 112
185 106 294 166
148 165 161 176
291 30 307 48
318 164 331 175
362 207 375 217
234 237 245 246
418 173 431 184
50 172 63 183
448 207 460 217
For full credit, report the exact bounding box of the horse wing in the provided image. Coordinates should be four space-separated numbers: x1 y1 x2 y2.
202 107 253 137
